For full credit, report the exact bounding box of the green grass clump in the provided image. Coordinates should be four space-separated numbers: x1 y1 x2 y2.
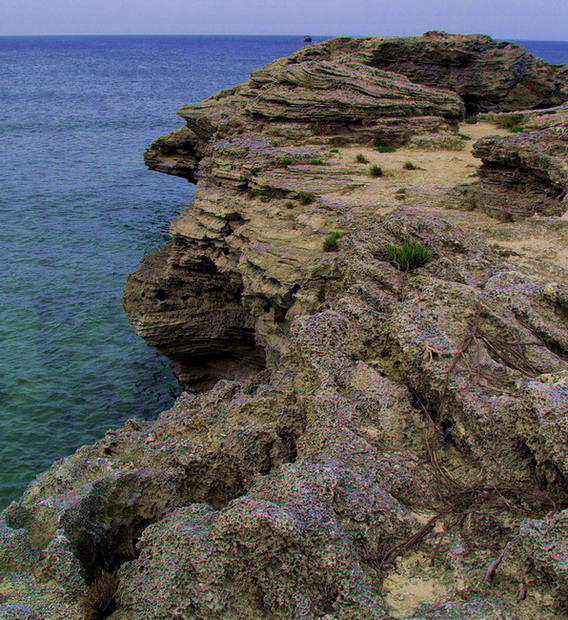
458 133 472 140
330 148 340 153
276 156 295 167
323 230 346 252
509 126 524 133
355 153 369 163
403 161 418 170
297 191 315 205
373 137 396 153
464 114 478 124
369 164 384 177
307 158 326 165
494 113 525 131
384 240 432 271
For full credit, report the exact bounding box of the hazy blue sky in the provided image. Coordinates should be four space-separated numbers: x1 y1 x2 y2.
2 0 567 40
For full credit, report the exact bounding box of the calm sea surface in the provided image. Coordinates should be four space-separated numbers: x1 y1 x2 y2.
0 36 566 508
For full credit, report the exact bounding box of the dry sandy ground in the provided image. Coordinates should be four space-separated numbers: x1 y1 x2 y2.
321 121 568 283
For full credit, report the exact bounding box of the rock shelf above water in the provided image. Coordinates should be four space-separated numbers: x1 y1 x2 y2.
1 33 567 620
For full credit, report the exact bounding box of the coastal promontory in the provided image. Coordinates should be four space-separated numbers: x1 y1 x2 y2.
1 33 567 619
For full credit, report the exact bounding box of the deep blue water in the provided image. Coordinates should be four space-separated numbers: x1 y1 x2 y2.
0 36 566 509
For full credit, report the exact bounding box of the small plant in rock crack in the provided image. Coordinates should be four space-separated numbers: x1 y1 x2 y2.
323 230 346 252
384 240 432 271
80 571 119 620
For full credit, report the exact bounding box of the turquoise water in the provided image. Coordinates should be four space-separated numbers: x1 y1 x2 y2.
0 36 566 509
0 35 319 507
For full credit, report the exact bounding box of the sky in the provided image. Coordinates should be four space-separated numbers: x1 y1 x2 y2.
1 0 567 41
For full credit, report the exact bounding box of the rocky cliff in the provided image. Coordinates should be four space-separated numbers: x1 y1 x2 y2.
0 34 567 620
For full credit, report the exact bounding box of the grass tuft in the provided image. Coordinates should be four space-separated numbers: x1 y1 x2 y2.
375 146 397 153
464 114 479 124
458 133 472 140
323 230 346 252
80 572 119 620
384 240 432 271
369 164 384 178
403 161 419 170
355 153 369 163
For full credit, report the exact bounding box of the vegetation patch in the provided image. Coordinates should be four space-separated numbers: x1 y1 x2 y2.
80 572 119 620
384 240 432 271
297 191 315 205
403 161 419 170
276 156 295 167
323 230 346 252
355 153 369 163
493 113 526 131
464 114 479 124
307 158 327 165
374 137 396 153
458 133 472 140
369 164 384 178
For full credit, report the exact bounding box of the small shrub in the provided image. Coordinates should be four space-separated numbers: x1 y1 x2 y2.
458 133 472 140
375 146 397 153
276 156 295 167
384 240 432 271
330 148 340 153
464 114 478 124
369 164 384 177
493 113 525 131
297 191 315 205
374 137 387 148
509 126 524 133
323 230 346 252
307 158 326 165
395 186 407 201
80 572 119 620
355 153 369 163
403 161 418 170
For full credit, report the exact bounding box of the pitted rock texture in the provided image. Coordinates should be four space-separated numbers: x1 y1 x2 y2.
2 209 568 619
2 34 568 620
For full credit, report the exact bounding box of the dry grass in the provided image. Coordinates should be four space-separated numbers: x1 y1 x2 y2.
80 572 119 620
375 443 556 567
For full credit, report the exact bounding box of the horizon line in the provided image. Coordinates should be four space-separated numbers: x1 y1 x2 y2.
0 33 566 43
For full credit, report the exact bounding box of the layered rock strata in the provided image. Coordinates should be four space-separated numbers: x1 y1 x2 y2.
1 34 568 620
458 105 568 220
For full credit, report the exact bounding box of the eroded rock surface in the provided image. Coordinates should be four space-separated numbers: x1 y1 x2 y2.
457 105 568 220
1 33 568 620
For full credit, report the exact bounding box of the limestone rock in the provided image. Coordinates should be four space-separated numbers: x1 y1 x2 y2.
2 34 568 620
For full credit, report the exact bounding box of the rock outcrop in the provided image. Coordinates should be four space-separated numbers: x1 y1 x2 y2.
1 33 567 620
458 105 568 220
283 32 568 114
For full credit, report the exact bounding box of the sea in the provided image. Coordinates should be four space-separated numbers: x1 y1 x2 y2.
0 36 566 509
